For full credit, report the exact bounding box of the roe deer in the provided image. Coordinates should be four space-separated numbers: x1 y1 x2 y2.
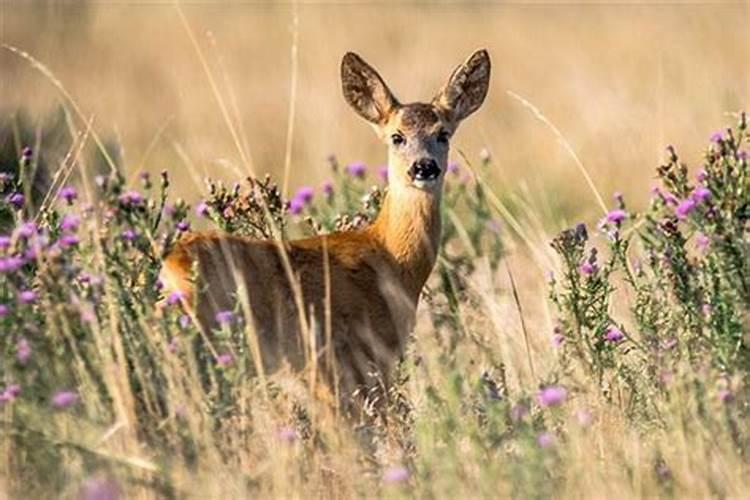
161 49 491 408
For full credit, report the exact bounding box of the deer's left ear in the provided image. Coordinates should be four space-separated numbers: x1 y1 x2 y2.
433 49 491 124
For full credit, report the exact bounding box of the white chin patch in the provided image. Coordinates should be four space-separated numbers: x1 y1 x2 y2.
412 179 439 190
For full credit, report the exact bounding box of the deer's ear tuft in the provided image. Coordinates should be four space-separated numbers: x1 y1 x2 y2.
433 49 491 124
341 52 400 125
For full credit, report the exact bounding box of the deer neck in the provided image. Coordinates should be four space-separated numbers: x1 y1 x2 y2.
368 185 443 297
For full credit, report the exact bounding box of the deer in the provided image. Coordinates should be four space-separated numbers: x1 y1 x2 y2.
160 49 491 410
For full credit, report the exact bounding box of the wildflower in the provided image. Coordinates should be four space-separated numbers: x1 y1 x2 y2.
277 427 298 444
377 165 389 182
696 169 708 182
321 181 334 198
51 390 79 409
0 256 24 273
692 232 710 253
162 204 176 217
59 186 78 204
294 186 315 205
216 353 233 366
383 466 410 484
166 291 185 306
345 162 367 178
195 201 210 217
739 150 748 161
176 220 190 232
80 475 121 500
121 229 138 242
537 386 567 407
604 326 624 343
17 222 37 239
167 337 179 354
579 261 597 275
21 146 32 160
675 198 696 219
8 192 25 209
0 235 10 249
215 310 234 325
718 388 734 403
0 304 10 317
288 197 305 215
447 162 460 175
58 234 79 248
605 209 627 224
536 431 555 449
178 315 192 328
710 131 723 143
16 338 31 364
691 186 711 203
59 214 81 232
118 190 143 207
552 332 565 347
18 290 37 305
4 384 21 399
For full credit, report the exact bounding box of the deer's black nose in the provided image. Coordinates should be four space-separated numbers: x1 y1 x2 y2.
408 158 441 181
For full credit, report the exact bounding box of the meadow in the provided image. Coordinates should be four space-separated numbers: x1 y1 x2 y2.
1 2 749 499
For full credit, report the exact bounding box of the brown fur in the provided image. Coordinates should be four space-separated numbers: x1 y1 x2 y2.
161 50 490 408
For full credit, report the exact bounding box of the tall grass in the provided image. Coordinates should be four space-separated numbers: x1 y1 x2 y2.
0 112 748 498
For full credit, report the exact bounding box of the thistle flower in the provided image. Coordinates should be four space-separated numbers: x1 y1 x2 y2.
579 261 597 275
345 162 367 178
604 326 624 342
605 209 627 224
58 234 79 248
8 193 24 209
216 353 233 366
695 232 710 252
675 198 696 219
59 186 78 204
447 162 461 175
691 186 711 203
710 131 723 143
536 431 555 449
51 390 79 409
176 220 190 232
288 197 304 215
195 201 210 217
166 291 185 306
17 222 37 239
383 466 410 484
321 181 334 198
0 235 10 249
294 186 315 205
121 229 138 242
16 338 31 364
215 310 234 325
0 256 24 273
18 290 37 305
377 165 389 182
718 388 734 404
21 146 33 160
59 214 81 232
0 304 10 317
537 386 567 407
118 190 144 207
552 332 565 347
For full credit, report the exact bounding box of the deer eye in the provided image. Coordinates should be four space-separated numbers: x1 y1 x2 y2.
390 133 405 146
437 131 450 144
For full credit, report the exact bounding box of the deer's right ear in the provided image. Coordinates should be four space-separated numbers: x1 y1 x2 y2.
341 52 399 125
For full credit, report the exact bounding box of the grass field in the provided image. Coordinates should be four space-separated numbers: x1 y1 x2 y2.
1 2 749 499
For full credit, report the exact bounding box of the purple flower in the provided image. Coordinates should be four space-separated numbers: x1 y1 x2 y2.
60 214 81 232
696 169 708 182
605 209 627 224
383 466 410 484
4 384 21 399
0 256 24 273
288 197 304 215
739 150 748 161
691 186 711 203
17 222 37 239
536 431 555 449
51 390 79 409
447 162 461 175
178 315 192 328
718 388 734 404
345 162 367 178
579 261 597 275
215 310 234 325
0 304 10 317
604 326 625 343
176 220 190 232
216 353 233 367
59 186 78 204
0 235 10 249
537 386 567 407
552 332 565 348
18 290 37 305
294 186 315 205
16 338 31 364
377 165 389 182
195 201 210 217
676 198 696 220
167 337 179 354
695 232 710 252
121 229 138 242
80 475 121 500
710 131 723 143
59 234 79 248
277 426 298 444
21 146 33 159
118 190 143 207
321 181 334 197
8 192 25 209
166 291 185 306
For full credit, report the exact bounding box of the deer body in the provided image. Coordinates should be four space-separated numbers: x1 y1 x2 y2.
161 50 490 406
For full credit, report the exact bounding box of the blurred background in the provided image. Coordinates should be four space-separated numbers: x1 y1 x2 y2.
1 1 749 223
